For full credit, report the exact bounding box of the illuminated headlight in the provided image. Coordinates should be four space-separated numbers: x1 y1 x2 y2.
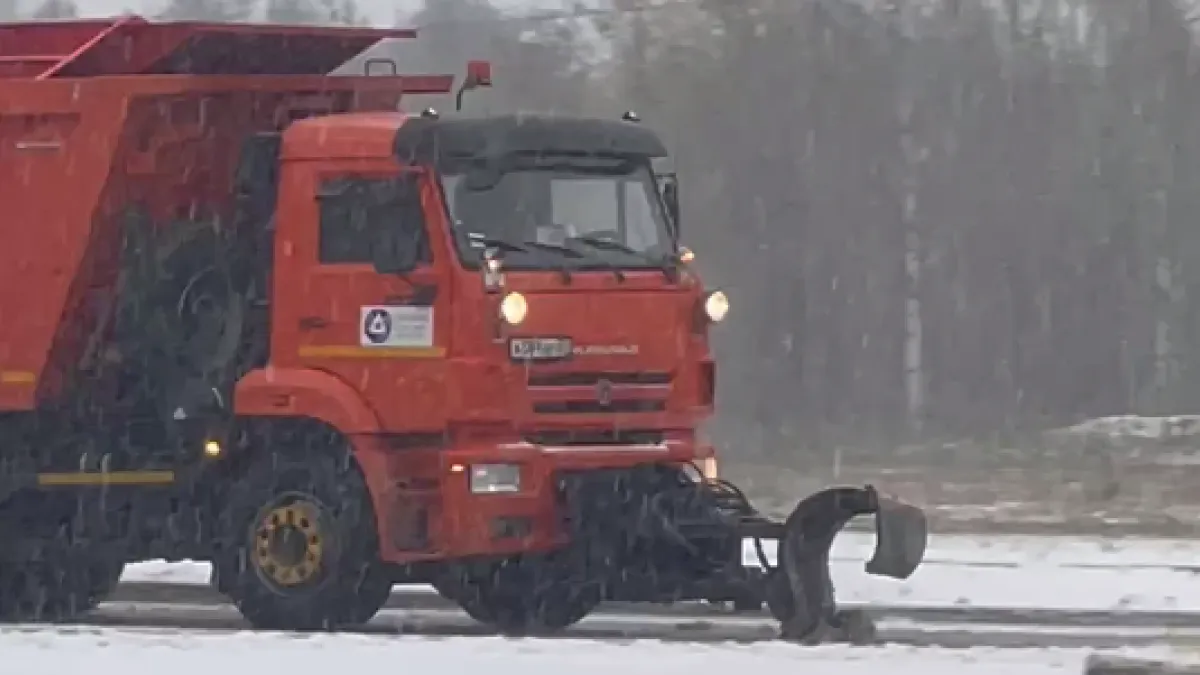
469 463 521 494
499 292 528 325
698 457 719 481
703 290 730 323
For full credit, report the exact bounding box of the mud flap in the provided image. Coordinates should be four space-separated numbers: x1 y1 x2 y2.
767 486 927 642
865 495 927 580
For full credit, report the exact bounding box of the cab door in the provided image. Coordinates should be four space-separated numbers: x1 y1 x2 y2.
280 167 451 433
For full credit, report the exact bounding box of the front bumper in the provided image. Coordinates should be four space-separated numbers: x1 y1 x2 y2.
431 438 711 559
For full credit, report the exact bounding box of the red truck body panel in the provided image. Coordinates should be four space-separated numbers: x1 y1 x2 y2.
0 17 720 571
0 18 452 410
0 16 417 78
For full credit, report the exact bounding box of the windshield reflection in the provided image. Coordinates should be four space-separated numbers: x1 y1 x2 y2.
440 159 674 270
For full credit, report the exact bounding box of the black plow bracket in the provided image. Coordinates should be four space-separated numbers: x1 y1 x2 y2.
761 485 928 642
866 494 927 580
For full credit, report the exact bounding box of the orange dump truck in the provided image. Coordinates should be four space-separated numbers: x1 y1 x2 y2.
0 16 926 640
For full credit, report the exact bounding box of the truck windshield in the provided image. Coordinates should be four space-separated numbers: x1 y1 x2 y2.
440 158 675 270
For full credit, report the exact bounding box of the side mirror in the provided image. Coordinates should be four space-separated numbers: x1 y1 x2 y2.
455 59 494 111
661 176 680 234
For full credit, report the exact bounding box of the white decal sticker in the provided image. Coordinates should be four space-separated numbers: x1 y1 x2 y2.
360 306 434 348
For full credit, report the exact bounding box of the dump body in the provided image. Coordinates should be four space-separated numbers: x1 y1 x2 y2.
0 17 450 410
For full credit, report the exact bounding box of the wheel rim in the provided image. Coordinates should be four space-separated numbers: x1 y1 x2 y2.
250 495 329 589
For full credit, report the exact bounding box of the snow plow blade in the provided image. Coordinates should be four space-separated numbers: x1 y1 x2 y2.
866 494 926 580
754 485 927 643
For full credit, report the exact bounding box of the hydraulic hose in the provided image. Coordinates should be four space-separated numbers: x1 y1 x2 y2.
685 463 775 570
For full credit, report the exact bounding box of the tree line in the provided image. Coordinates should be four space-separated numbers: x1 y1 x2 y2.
608 0 1200 458
408 0 1200 458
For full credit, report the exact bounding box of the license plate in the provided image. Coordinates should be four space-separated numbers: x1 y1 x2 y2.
509 337 572 361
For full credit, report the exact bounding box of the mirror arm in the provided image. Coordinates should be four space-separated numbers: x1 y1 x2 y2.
658 172 681 238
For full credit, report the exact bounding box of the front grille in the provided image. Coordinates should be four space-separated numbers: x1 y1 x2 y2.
528 371 671 387
533 400 666 414
526 370 672 415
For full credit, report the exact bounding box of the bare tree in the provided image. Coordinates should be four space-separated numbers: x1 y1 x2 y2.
30 0 76 18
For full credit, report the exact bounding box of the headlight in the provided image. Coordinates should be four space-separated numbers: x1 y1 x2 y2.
703 290 729 323
499 292 528 325
469 463 521 494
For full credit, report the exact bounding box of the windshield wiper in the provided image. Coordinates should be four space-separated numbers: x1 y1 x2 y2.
568 235 675 282
521 240 585 283
466 234 528 254
553 236 629 283
465 235 589 282
522 240 586 259
570 235 641 256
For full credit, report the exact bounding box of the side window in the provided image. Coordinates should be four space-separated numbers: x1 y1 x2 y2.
317 174 432 265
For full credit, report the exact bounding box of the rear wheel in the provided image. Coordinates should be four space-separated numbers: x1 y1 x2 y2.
0 552 123 621
214 440 391 631
81 559 125 611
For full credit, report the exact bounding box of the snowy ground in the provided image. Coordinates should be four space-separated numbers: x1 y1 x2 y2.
120 532 1200 613
750 532 1200 612
0 626 1181 675
64 529 1200 669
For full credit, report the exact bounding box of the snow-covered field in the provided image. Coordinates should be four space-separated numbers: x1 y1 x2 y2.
0 627 1179 674
120 531 1200 613
755 533 1200 612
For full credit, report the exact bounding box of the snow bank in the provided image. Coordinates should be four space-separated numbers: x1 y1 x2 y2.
1054 416 1200 443
776 533 1200 613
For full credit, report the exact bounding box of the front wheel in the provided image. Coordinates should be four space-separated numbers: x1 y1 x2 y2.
440 557 600 635
214 445 391 631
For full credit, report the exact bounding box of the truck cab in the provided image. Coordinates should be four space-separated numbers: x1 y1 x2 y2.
246 108 731 567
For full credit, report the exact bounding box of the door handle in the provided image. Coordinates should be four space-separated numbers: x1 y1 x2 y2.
298 316 329 330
